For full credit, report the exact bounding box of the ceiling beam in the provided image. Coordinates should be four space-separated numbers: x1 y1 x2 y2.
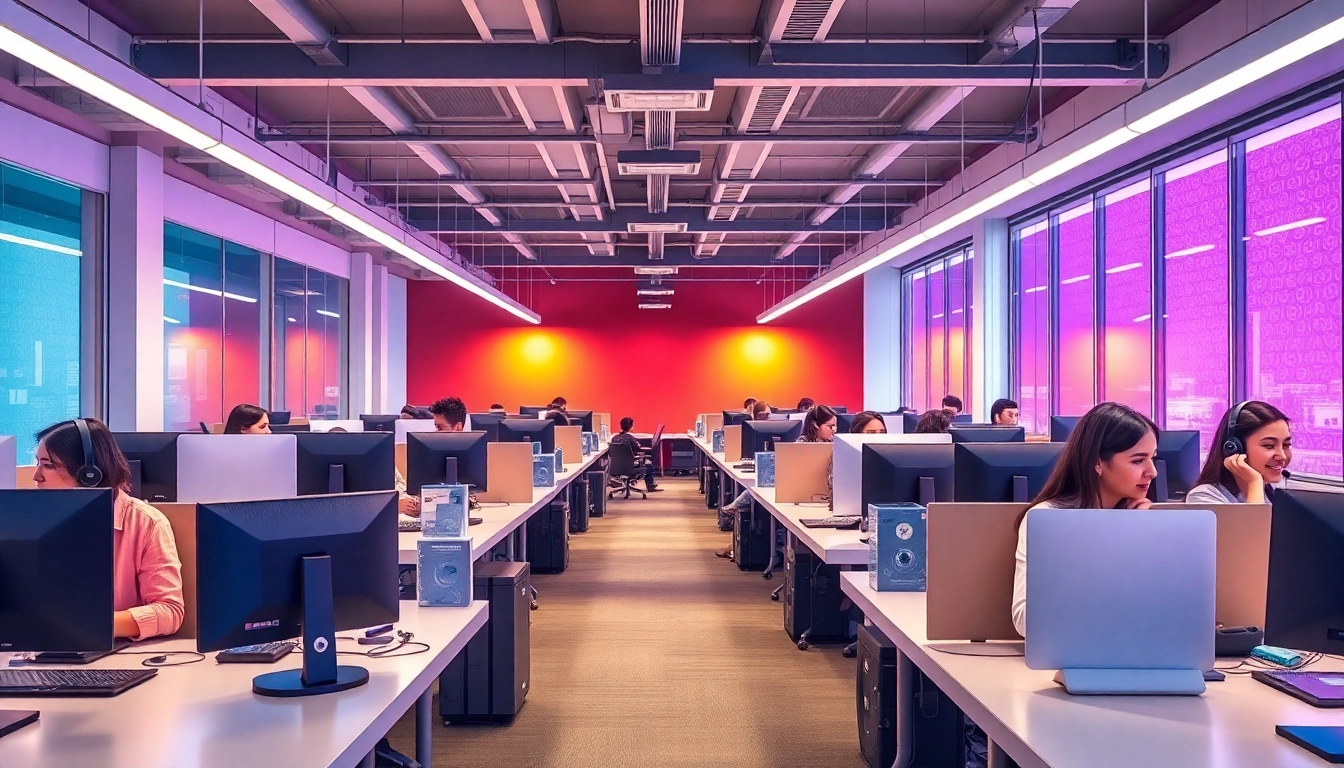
484 244 832 267
408 207 889 234
134 40 1168 87
260 131 1028 145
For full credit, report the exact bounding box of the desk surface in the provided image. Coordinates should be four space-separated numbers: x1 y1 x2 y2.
0 601 488 768
692 437 755 487
398 447 606 565
841 573 1344 768
751 487 866 565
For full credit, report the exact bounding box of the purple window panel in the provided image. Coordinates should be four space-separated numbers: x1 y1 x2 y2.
1102 179 1154 415
1057 202 1096 417
1016 222 1051 435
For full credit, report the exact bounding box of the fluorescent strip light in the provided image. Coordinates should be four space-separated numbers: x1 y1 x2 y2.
951 308 963 315
163 316 180 324
931 313 945 319
637 289 675 296
286 317 297 323
638 302 672 309
163 278 258 303
315 309 340 319
1025 128 1138 187
1023 285 1047 294
0 231 81 256
1165 244 1215 259
1252 217 1325 237
1060 274 1091 285
1133 314 1152 323
204 144 334 213
1104 262 1143 275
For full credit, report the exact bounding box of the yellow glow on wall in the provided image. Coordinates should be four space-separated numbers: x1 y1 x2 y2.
740 332 779 366
520 333 557 365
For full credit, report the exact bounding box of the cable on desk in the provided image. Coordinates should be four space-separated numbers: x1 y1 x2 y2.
475 502 512 508
1215 651 1325 675
337 631 430 659
119 650 207 667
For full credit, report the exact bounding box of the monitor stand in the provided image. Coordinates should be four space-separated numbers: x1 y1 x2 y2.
253 555 369 698
918 477 937 506
444 457 459 485
1054 668 1205 695
927 641 1024 657
327 463 346 494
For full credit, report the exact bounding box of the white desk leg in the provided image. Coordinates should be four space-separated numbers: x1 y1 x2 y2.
764 515 779 577
888 650 914 768
519 523 528 559
416 686 434 767
506 532 515 560
360 750 376 768
987 738 1015 768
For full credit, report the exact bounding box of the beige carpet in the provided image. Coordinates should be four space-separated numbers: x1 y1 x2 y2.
388 477 867 768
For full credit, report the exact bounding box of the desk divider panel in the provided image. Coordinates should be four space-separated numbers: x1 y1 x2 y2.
395 443 407 479
554 426 583 462
479 442 534 503
154 502 199 640
703 413 724 434
291 417 309 426
774 443 832 502
593 413 611 437
722 425 742 462
1154 502 1270 628
925 502 1027 642
15 466 37 488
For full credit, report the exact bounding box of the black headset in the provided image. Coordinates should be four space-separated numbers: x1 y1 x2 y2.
72 418 104 488
1222 401 1251 457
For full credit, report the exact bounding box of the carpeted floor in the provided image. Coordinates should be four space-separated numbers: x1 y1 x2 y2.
388 476 866 768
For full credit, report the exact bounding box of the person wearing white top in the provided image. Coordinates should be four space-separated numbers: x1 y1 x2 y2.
1011 403 1161 637
1185 401 1293 507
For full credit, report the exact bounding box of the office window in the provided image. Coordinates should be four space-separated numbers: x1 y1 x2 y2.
223 241 263 411
946 251 968 408
903 246 973 412
1056 202 1096 417
927 263 946 409
0 162 84 462
1162 150 1230 455
1243 105 1343 478
907 269 929 411
1101 179 1153 415
272 258 348 419
1014 221 1050 435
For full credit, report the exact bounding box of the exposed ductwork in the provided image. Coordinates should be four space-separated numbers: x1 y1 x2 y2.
640 0 685 70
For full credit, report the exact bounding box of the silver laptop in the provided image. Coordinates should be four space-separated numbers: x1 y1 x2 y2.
1025 507 1216 694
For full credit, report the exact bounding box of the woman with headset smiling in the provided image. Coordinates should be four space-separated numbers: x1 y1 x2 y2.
32 418 184 640
1187 401 1293 505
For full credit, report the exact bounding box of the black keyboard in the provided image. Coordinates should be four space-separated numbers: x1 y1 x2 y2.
217 641 295 664
0 668 157 697
800 516 862 529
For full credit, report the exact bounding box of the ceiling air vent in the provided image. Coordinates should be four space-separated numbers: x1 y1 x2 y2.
617 149 702 176
603 75 714 112
627 222 687 234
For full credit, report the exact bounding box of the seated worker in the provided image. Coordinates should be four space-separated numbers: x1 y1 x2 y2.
796 397 815 412
395 396 470 517
609 417 660 492
800 405 838 502
990 398 1019 425
399 403 421 419
224 403 271 434
1187 401 1292 505
717 400 779 558
849 411 887 434
546 409 570 427
549 396 568 412
742 397 757 414
942 395 963 417
1012 402 1157 636
489 403 507 414
914 409 952 434
32 418 184 640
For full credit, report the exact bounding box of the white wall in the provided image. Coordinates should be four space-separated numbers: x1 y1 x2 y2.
0 101 108 192
384 275 408 412
863 266 902 410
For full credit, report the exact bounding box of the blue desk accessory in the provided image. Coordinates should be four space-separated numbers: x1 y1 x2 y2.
533 453 556 487
417 538 472 607
868 502 926 592
755 452 776 488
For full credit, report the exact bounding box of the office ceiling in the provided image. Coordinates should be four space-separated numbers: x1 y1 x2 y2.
89 0 1201 280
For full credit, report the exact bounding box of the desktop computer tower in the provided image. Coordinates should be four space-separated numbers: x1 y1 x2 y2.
668 443 697 474
733 499 771 571
706 469 720 510
569 476 590 533
586 469 607 518
440 561 531 723
856 624 967 768
527 498 570 574
784 541 848 642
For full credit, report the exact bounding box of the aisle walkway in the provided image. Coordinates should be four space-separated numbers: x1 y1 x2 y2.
390 477 866 768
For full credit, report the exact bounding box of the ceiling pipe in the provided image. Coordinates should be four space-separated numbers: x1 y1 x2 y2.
259 131 1030 145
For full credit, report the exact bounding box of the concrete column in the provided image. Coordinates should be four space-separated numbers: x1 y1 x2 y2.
972 217 1010 420
348 252 375 415
105 136 164 431
864 265 903 411
384 275 408 412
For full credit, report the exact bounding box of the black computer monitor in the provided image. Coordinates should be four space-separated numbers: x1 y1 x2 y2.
951 413 974 423
1050 416 1080 443
773 409 798 417
0 489 114 652
1148 429 1201 502
741 420 804 460
406 431 490 495
902 412 922 434
860 444 956 519
113 432 179 502
565 410 594 432
295 432 395 496
831 406 848 414
468 412 508 442
271 423 312 434
949 426 1026 443
722 410 749 427
519 405 548 418
195 491 399 697
269 411 292 426
497 419 555 454
953 443 1065 503
1265 489 1344 656
359 414 400 433
837 413 856 432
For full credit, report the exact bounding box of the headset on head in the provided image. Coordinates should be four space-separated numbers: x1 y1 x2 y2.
1222 401 1252 457
72 418 104 488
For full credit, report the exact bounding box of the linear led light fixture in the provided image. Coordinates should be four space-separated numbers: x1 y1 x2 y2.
756 3 1344 324
636 279 674 296
627 222 688 234
616 150 702 176
638 302 673 309
0 2 540 325
603 75 714 112
633 266 678 276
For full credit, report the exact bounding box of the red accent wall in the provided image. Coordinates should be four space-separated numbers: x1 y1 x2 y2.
406 270 864 432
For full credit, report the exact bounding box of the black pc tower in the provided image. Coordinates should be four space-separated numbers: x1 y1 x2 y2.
733 497 772 571
784 539 847 647
439 561 531 723
569 474 590 533
1148 430 1201 502
527 497 570 574
113 432 179 502
587 468 608 518
294 432 395 495
1265 489 1344 656
953 443 1065 503
856 624 967 768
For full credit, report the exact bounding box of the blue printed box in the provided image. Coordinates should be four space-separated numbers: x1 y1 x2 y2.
696 421 705 439
532 441 542 455
600 424 610 442
711 429 725 453
555 446 564 468
533 453 557 487
755 452 776 488
582 432 597 455
868 503 927 592
417 538 472 607
420 484 469 537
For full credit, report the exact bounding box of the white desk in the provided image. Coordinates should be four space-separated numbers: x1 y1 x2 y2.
841 573 1344 768
398 447 607 565
0 602 489 768
750 486 866 566
692 436 755 488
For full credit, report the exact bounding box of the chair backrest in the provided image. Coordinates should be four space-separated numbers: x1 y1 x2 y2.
607 440 640 477
651 423 665 447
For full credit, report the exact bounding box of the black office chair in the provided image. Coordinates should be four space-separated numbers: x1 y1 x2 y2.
606 442 647 500
645 423 665 476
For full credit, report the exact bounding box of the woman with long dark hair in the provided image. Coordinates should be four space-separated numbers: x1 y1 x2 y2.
849 411 887 434
799 405 838 443
1187 401 1292 505
1011 402 1159 636
223 404 270 434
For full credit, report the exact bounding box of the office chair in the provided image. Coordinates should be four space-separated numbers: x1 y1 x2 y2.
645 423 665 475
199 422 211 435
606 442 647 500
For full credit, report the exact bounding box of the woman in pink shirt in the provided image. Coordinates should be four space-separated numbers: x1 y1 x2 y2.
32 419 184 640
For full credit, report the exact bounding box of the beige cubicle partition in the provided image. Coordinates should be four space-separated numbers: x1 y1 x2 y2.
15 467 36 488
155 502 199 640
774 443 832 502
925 502 1027 642
593 413 611 437
477 442 534 503
722 425 742 461
1154 502 1271 628
554 425 583 461
702 413 724 434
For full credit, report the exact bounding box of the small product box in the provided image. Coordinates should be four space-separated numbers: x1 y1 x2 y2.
582 432 597 455
532 441 542 455
755 452 776 488
711 429 725 453
599 424 610 442
420 484 469 538
417 538 472 607
696 421 705 439
533 453 557 487
868 502 927 592
554 446 564 469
